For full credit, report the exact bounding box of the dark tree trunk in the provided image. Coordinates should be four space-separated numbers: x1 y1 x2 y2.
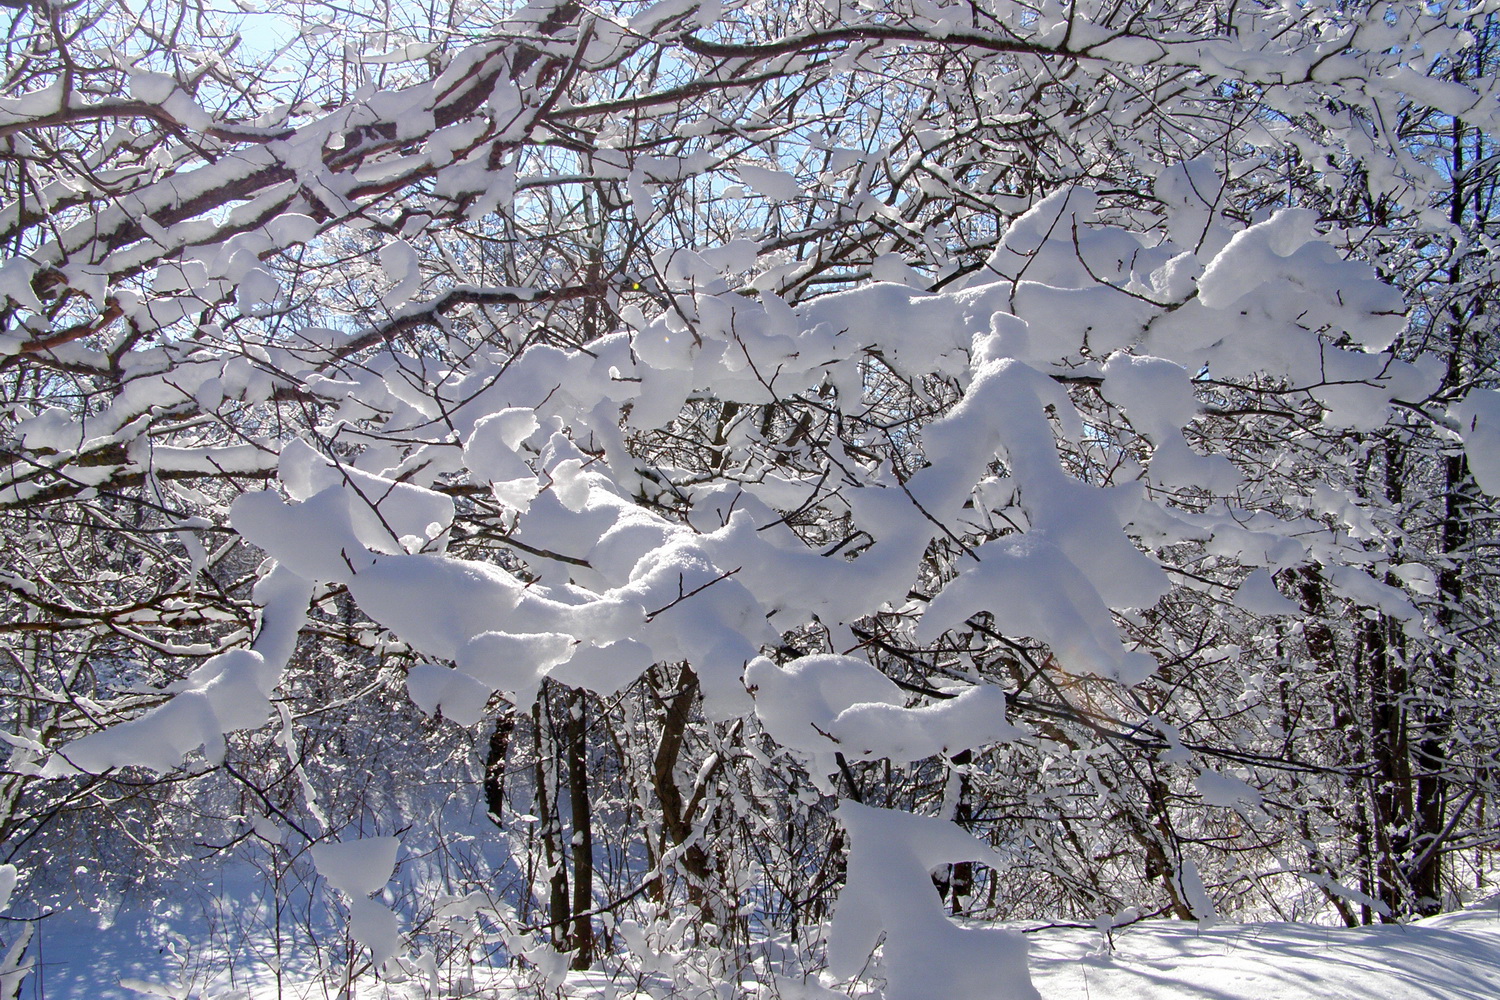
566 688 596 969
534 690 570 951
484 712 515 827
650 665 714 914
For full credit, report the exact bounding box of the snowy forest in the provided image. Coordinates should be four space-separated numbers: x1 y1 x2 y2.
2 0 1500 996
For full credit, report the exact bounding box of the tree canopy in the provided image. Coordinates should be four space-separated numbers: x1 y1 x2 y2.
2 0 1499 995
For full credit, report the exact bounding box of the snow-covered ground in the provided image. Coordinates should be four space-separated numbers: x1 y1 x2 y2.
24 900 1500 999
1027 907 1500 1000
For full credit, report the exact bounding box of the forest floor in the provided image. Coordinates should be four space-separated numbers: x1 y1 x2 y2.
25 896 1500 999
1024 904 1500 1000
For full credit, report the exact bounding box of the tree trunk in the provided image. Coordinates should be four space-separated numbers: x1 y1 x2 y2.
650 665 714 915
566 688 595 969
484 712 515 827
534 690 570 951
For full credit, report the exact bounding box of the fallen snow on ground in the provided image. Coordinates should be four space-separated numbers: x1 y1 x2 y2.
26 900 1500 998
521 906 1500 1000
1026 907 1500 1000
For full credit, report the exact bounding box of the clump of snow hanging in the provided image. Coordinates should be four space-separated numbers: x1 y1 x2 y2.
38 566 311 777
456 630 575 707
312 836 400 898
829 803 1040 1000
312 837 403 965
40 649 279 775
465 407 542 508
736 163 802 200
1453 388 1500 496
1101 352 1242 493
277 439 454 554
1233 568 1300 616
1194 768 1262 807
406 663 494 725
378 238 421 309
746 655 1022 763
231 486 375 583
